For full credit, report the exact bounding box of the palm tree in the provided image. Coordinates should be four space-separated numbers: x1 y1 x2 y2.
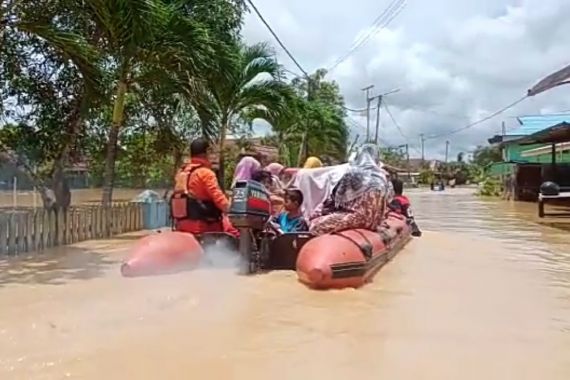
243 80 349 168
304 101 348 162
84 0 215 206
196 42 292 187
289 70 349 165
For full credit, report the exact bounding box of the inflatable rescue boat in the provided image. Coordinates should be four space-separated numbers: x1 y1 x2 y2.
121 179 415 289
296 212 411 289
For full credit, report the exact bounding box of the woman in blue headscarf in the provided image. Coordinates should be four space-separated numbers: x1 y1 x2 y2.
309 144 391 236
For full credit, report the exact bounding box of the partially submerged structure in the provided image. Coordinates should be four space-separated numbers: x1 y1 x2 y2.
515 122 570 216
487 114 570 201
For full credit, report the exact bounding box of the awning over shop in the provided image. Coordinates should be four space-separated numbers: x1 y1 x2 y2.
516 122 570 145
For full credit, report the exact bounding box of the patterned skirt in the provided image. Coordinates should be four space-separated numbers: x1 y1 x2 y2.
309 190 386 236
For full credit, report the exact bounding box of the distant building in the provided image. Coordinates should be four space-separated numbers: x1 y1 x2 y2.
386 158 443 184
487 114 570 200
209 137 279 166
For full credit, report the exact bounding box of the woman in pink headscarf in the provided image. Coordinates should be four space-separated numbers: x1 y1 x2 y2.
265 162 284 176
265 162 285 189
264 162 286 215
231 156 261 188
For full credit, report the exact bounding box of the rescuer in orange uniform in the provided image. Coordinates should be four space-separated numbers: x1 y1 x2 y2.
171 138 234 235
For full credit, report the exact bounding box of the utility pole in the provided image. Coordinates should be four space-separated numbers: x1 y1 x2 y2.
420 134 425 162
361 85 374 142
374 95 382 145
501 120 506 136
405 143 410 180
445 140 450 163
297 77 313 166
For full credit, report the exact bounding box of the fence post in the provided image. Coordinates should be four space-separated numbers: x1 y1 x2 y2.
8 213 16 255
34 209 42 252
12 176 17 209
49 210 56 247
25 211 33 253
17 212 26 254
0 214 7 255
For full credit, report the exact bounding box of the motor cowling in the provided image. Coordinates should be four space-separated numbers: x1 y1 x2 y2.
228 180 271 231
540 181 560 196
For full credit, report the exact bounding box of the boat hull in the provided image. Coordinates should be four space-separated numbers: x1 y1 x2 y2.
121 231 204 277
296 213 411 289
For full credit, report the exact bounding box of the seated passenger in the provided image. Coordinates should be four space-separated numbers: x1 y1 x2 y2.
251 169 272 187
231 156 261 187
388 178 411 217
271 189 309 234
265 162 285 190
252 169 285 215
303 156 323 169
389 178 422 237
309 144 390 236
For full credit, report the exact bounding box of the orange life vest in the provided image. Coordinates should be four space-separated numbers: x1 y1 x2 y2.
174 161 200 193
170 162 221 222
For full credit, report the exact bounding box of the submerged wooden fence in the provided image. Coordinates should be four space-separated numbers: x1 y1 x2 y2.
0 203 144 256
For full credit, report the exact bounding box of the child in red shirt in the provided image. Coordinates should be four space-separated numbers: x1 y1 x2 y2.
389 178 422 237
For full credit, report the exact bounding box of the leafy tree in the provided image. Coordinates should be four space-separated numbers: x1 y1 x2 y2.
379 147 406 167
195 42 292 186
0 0 103 210
472 145 502 168
291 69 349 165
457 152 464 163
418 168 435 185
83 0 216 206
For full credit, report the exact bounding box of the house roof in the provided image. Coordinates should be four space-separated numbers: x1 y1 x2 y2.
506 114 570 137
209 137 279 165
516 122 570 146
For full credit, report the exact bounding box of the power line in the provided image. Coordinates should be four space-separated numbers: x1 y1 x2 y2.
346 104 470 120
382 102 423 156
424 95 528 140
346 115 389 145
382 101 408 140
344 105 375 113
327 0 407 73
328 0 406 72
283 67 303 79
246 0 309 78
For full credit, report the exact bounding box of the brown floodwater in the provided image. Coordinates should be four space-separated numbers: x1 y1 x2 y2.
0 188 161 208
0 188 569 379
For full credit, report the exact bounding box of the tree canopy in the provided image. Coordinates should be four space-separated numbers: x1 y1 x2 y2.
0 0 350 209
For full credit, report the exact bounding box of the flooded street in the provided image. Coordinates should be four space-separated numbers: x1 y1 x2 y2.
0 188 569 379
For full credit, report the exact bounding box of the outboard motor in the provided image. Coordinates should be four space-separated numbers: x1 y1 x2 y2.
228 180 272 273
540 181 560 196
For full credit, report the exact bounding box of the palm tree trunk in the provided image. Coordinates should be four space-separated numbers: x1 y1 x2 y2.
101 78 128 207
217 115 229 189
296 131 308 167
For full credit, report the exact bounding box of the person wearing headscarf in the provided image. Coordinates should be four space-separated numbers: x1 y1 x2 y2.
265 162 284 177
261 162 287 215
231 156 261 188
309 144 390 236
264 162 285 191
303 156 323 169
291 164 350 220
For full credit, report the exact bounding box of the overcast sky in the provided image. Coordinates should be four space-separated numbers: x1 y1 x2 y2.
242 0 570 160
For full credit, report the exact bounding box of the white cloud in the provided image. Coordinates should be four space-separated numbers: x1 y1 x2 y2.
243 0 570 159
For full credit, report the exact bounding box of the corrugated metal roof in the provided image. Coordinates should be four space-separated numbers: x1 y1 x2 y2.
506 114 570 136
